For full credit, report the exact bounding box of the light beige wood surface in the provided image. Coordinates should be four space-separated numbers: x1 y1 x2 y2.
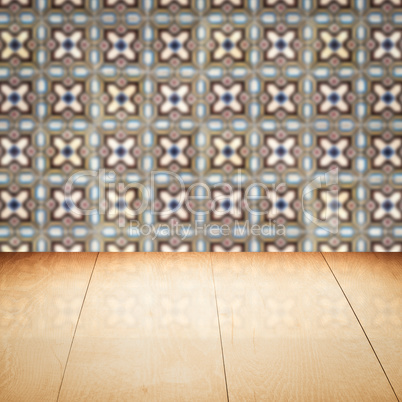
1 252 400 402
211 252 397 401
58 253 227 402
323 252 402 400
0 253 97 402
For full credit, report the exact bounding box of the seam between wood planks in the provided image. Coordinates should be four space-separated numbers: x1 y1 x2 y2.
56 252 100 402
320 252 399 402
209 252 230 402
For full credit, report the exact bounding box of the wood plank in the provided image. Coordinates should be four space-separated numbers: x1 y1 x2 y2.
58 253 227 402
0 252 97 402
323 252 402 400
211 252 397 401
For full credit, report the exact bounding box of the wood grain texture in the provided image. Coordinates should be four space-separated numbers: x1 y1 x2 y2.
58 253 227 402
323 252 402 400
0 252 97 402
211 252 397 401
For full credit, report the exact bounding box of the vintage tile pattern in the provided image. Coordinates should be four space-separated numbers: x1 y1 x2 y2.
0 0 401 251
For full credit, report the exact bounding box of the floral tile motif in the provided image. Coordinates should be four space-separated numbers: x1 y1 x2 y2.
0 0 401 251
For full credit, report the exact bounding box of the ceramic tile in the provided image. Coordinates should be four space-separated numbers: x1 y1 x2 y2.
0 0 401 250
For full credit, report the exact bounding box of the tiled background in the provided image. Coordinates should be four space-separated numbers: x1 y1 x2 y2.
0 0 401 251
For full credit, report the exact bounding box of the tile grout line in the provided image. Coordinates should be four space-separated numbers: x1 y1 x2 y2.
209 252 230 402
320 252 399 402
56 252 100 402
